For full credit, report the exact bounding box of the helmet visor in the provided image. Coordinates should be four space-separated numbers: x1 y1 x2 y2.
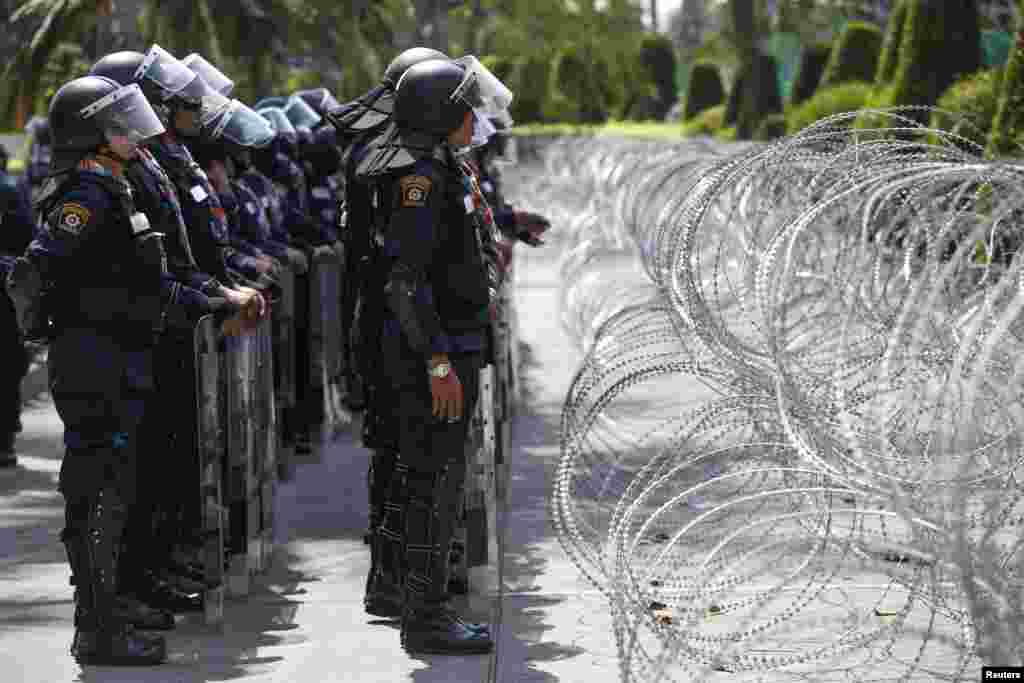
137 45 197 100
209 100 275 147
450 56 513 119
182 53 235 96
284 95 322 129
258 107 297 136
254 96 288 110
298 88 340 115
80 83 166 145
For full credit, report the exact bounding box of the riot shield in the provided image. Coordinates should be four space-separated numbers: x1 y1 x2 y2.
272 267 297 478
224 331 257 597
464 365 497 571
309 245 349 438
254 311 278 573
194 315 226 624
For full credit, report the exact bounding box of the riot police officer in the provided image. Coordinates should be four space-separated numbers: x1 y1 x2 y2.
328 45 450 576
4 75 208 665
0 143 34 467
354 55 514 655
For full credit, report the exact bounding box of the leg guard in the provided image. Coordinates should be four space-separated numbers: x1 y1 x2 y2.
62 486 126 634
402 467 453 609
365 459 407 617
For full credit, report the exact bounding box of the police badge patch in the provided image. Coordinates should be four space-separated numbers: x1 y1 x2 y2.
54 203 91 235
399 175 432 208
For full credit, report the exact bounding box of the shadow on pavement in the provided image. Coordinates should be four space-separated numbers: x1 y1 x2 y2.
72 548 314 683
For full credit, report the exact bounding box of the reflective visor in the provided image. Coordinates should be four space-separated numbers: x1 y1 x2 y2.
136 45 197 100
450 56 513 118
298 88 340 115
258 107 297 136
197 88 232 126
182 53 235 96
254 96 288 110
284 95 322 129
79 83 165 145
209 100 275 148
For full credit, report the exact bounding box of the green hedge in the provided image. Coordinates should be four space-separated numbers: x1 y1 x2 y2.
737 54 783 139
787 81 873 134
988 3 1024 156
509 56 553 124
875 0 909 85
684 62 725 119
819 21 883 90
547 44 614 124
755 113 788 141
639 34 678 120
725 70 744 126
858 0 981 127
789 43 832 107
931 67 1002 150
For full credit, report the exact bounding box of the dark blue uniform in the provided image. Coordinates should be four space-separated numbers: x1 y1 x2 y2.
361 148 494 612
20 158 211 634
0 169 35 457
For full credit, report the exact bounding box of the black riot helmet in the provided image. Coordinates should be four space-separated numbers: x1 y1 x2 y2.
91 46 229 130
383 47 449 87
48 76 165 174
394 59 471 136
326 47 450 134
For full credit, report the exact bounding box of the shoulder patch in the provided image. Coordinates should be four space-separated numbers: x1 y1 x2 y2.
399 175 432 208
54 203 92 235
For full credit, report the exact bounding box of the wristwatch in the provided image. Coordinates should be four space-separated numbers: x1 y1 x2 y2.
429 362 452 379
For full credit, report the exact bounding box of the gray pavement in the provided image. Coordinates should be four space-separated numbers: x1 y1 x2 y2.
0 247 609 682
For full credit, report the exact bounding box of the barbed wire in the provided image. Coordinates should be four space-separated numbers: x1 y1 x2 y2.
508 110 1024 681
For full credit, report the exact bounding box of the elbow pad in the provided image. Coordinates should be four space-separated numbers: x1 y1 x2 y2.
386 262 443 358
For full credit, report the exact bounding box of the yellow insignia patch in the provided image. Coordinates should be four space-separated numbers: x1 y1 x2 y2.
56 203 91 235
399 175 432 208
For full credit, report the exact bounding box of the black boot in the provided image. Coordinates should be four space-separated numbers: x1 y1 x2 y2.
63 489 167 665
398 469 492 654
401 603 494 655
112 595 176 631
71 624 167 665
129 571 202 613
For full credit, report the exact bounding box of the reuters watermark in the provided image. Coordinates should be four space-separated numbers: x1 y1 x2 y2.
984 668 1024 680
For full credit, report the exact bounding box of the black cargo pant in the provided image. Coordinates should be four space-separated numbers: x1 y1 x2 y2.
375 329 483 608
0 292 29 446
49 329 153 631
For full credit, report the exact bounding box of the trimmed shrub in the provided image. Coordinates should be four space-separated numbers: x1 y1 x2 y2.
988 20 1024 156
715 125 738 141
510 56 552 124
681 104 726 137
819 21 884 90
684 62 725 119
725 70 745 126
858 0 981 127
930 68 1002 150
789 43 832 107
639 34 678 120
548 44 613 124
875 0 910 85
737 53 783 139
787 81 873 134
755 113 788 141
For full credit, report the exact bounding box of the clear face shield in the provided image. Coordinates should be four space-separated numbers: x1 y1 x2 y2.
284 96 322 130
182 53 235 96
258 107 297 137
80 83 166 147
137 44 226 122
208 100 275 148
450 56 514 120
